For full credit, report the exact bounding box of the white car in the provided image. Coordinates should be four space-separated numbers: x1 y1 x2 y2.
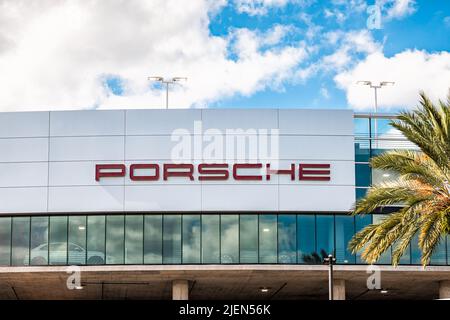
27 242 107 265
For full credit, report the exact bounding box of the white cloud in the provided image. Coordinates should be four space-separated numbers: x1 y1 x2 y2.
383 0 417 20
334 50 450 110
0 0 309 111
234 0 314 16
234 0 290 16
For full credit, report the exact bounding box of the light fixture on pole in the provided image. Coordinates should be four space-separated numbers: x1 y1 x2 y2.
323 254 336 300
357 80 395 147
148 76 187 109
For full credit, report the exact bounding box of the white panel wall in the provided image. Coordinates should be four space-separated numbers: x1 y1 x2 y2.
0 108 355 214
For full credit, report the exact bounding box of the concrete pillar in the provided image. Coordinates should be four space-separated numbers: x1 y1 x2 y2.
333 279 346 300
172 280 189 300
439 281 450 299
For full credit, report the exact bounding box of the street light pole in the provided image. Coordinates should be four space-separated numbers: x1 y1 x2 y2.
357 81 394 147
148 76 187 109
324 254 336 300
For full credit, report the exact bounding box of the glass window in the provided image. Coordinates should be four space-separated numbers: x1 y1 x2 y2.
106 215 125 264
144 215 162 264
125 215 143 264
202 215 220 263
30 216 48 266
68 216 86 265
182 215 201 264
447 236 450 266
297 215 316 264
411 233 421 265
356 188 368 200
221 215 239 264
163 215 181 264
355 215 372 264
49 216 67 265
259 214 277 263
0 218 11 266
372 169 399 185
354 117 370 138
355 141 371 162
239 214 258 263
316 215 334 259
430 237 447 265
372 215 391 264
335 215 355 264
278 215 296 264
12 217 30 266
87 215 105 265
356 164 371 187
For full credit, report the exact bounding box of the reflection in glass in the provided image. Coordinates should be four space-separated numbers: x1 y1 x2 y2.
411 233 421 265
335 216 355 264
355 164 371 187
259 215 277 263
278 215 296 264
297 215 316 264
87 215 105 265
163 215 181 264
0 217 11 266
316 215 334 258
202 215 220 263
182 215 201 263
30 216 48 266
240 215 258 263
144 215 162 264
355 215 372 264
372 215 391 264
68 216 86 265
106 215 125 264
221 215 239 263
430 237 447 265
125 215 143 264
12 217 30 266
49 216 67 265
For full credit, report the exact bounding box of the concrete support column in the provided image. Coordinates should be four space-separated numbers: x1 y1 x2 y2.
333 279 346 300
439 281 450 299
172 280 189 300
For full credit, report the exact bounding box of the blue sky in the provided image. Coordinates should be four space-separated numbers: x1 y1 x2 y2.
206 0 450 110
0 0 448 112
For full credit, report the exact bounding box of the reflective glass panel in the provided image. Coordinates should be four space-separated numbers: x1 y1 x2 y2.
221 215 239 264
163 215 181 264
68 216 86 265
355 215 372 264
430 237 447 265
278 215 296 264
49 216 67 265
30 216 48 266
201 215 220 263
12 217 30 266
182 215 201 264
0 218 11 266
239 214 258 263
259 215 277 263
297 215 316 264
411 233 421 265
144 215 162 264
316 215 334 259
335 215 355 264
106 215 125 264
87 215 105 265
125 215 143 264
356 163 371 187
372 215 391 264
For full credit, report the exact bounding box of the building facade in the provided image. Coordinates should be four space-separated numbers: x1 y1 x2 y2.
0 109 449 300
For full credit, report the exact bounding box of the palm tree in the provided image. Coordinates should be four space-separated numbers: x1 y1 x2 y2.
349 92 450 266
